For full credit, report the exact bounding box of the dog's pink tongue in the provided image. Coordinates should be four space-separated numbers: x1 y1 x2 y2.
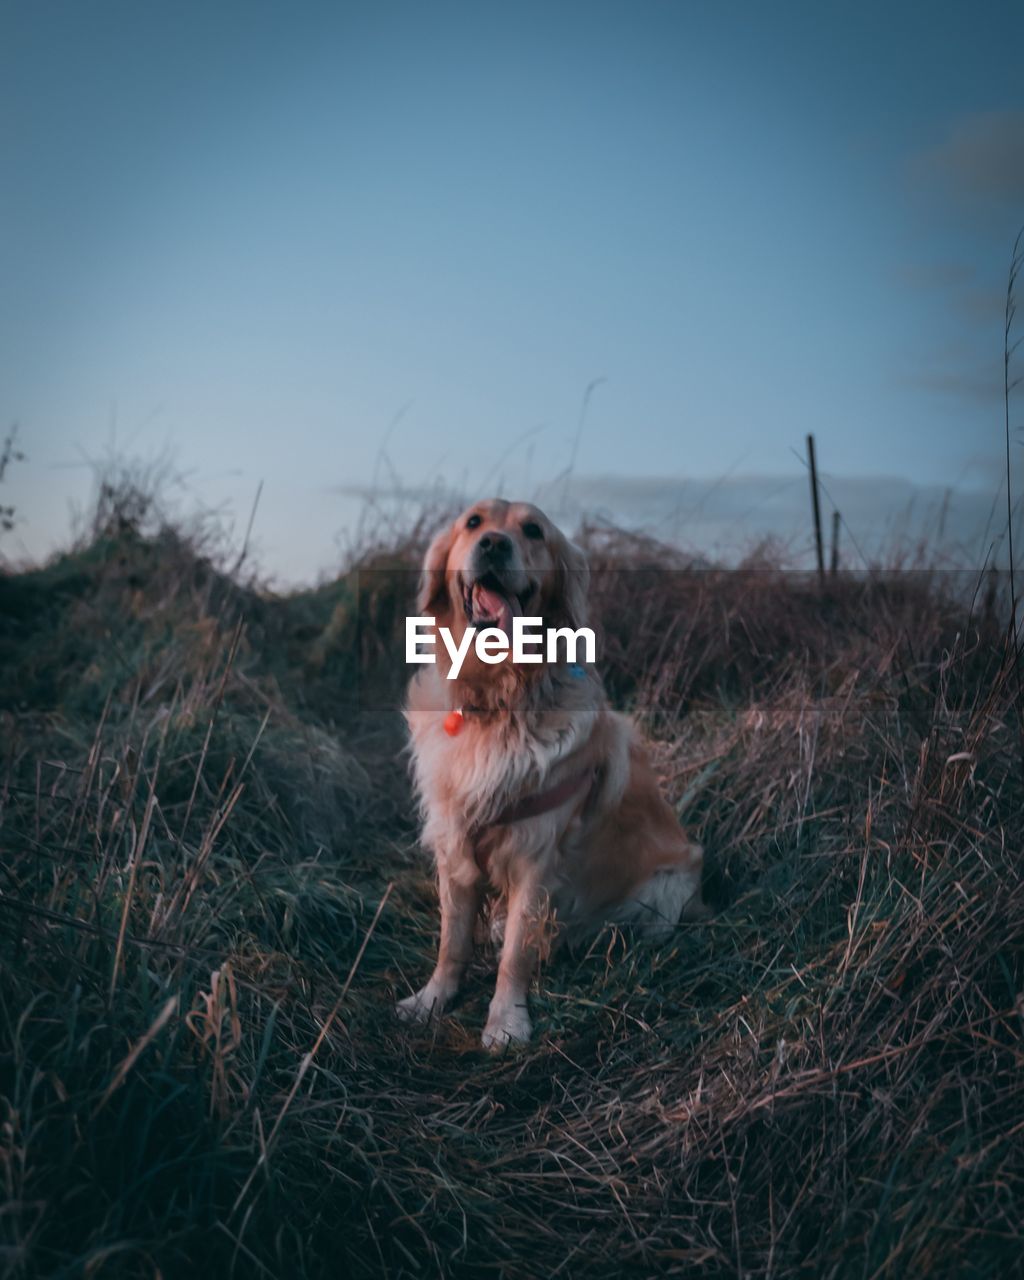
473 583 520 634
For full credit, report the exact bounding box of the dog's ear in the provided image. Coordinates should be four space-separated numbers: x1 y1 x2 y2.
417 523 455 614
554 536 590 630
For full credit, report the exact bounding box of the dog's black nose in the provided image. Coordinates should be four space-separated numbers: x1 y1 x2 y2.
478 531 512 559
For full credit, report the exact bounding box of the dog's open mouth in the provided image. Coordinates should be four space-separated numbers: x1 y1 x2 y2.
462 573 535 634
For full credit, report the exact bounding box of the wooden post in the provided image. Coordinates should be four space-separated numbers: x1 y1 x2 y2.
807 434 825 586
830 510 840 576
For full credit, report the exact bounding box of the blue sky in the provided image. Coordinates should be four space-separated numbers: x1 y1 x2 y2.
2 1 1023 580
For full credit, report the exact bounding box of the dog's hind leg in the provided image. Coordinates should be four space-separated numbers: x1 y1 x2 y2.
637 863 707 939
612 845 708 941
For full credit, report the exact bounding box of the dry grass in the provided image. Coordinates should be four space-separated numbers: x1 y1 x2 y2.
1 494 1022 1278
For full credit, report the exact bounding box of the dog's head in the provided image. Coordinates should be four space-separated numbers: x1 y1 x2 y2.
418 500 589 665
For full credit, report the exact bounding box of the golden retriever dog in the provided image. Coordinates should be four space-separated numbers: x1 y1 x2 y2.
397 499 705 1049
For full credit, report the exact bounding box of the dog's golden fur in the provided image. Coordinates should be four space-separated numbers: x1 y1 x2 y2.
398 499 705 1049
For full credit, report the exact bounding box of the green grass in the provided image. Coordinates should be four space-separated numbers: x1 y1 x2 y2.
1 504 1022 1278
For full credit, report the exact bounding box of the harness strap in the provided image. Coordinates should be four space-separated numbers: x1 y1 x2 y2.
491 768 595 825
472 767 596 877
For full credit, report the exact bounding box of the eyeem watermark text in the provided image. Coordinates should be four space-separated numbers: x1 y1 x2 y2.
407 616 596 679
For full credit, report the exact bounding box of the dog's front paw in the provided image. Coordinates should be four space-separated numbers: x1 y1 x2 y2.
481 1002 532 1051
396 979 454 1025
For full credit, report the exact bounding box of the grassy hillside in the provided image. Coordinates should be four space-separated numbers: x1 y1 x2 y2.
1 506 1022 1278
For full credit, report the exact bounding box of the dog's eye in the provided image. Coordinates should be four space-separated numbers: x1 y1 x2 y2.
522 521 544 541
466 514 482 529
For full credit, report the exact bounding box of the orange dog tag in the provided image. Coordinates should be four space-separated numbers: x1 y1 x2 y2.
443 710 465 737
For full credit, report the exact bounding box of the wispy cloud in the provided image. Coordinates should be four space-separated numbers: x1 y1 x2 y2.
896 111 1023 406
325 471 1004 567
532 473 1001 566
893 356 1005 405
916 109 1024 205
895 261 1006 324
895 262 975 291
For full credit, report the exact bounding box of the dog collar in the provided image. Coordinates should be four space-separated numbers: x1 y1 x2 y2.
443 699 492 735
445 666 589 736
